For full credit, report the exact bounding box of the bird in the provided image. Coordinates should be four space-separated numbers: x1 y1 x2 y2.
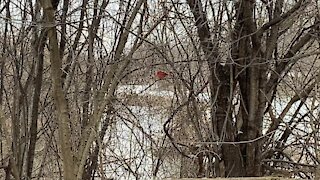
155 70 168 80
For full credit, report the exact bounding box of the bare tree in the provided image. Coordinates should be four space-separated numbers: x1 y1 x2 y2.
158 0 320 177
0 0 319 179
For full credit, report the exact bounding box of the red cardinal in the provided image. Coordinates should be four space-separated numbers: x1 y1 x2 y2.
156 70 168 80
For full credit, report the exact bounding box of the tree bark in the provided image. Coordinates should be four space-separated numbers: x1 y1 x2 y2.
187 0 244 176
26 29 46 179
40 0 76 179
232 0 265 176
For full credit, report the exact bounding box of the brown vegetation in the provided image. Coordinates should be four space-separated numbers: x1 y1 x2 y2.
0 0 319 179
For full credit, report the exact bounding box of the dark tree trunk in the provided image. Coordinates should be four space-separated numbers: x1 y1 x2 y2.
188 0 270 177
212 66 244 177
26 30 46 179
232 0 265 176
187 0 244 176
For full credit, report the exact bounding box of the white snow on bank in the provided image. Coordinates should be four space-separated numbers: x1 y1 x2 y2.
104 84 320 179
117 84 174 97
103 104 179 179
117 84 210 102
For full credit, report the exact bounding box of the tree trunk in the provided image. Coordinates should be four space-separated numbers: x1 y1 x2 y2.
232 0 265 176
187 0 244 176
25 29 46 179
40 0 76 179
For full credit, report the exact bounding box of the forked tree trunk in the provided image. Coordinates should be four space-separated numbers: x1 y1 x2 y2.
188 0 311 177
188 0 265 177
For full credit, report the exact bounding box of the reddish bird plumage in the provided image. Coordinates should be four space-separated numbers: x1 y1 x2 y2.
156 70 168 80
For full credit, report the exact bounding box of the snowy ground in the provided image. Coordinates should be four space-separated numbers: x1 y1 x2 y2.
100 84 319 179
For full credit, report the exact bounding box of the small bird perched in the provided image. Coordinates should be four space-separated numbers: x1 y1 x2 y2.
155 70 168 80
